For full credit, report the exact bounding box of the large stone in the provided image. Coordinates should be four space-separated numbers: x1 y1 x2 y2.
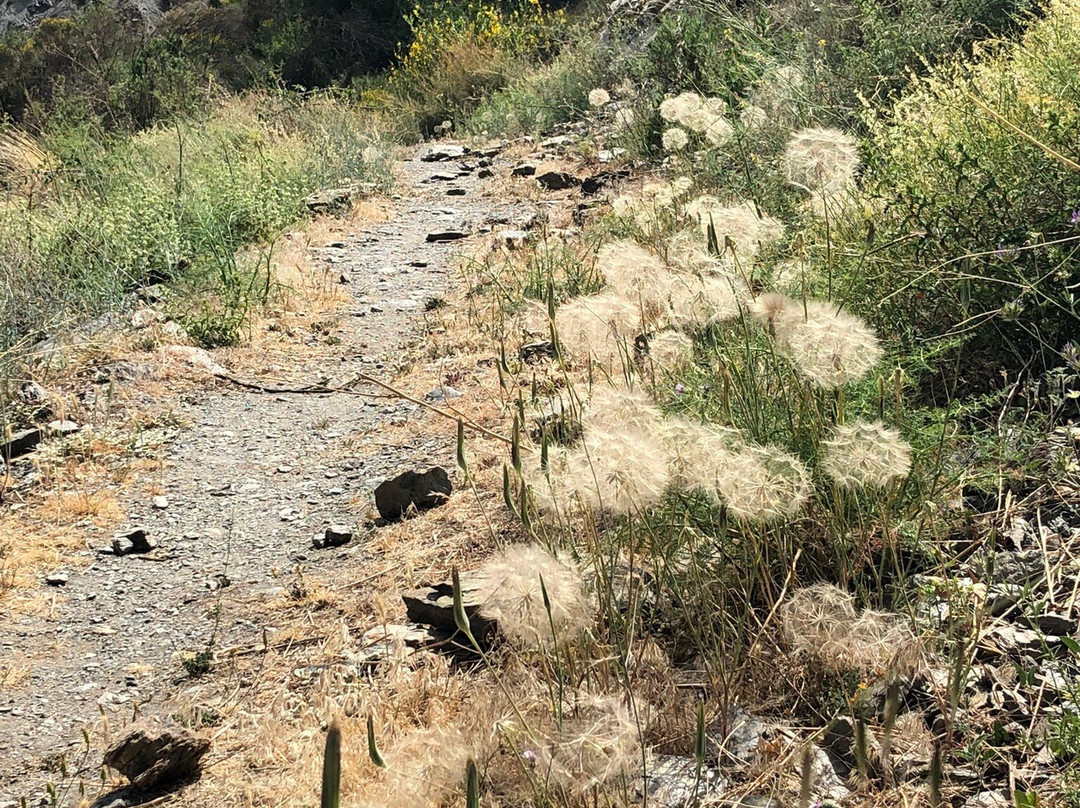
421 144 468 162
1 428 42 462
426 230 470 243
112 528 155 556
103 721 210 790
639 754 726 807
402 576 498 648
374 467 452 521
536 171 580 191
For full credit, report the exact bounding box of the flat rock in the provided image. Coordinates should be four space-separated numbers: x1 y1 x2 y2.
511 163 537 177
536 171 580 191
103 721 209 790
304 187 355 215
45 571 69 586
112 528 155 557
313 524 353 549
639 754 726 807
421 144 467 162
424 386 463 402
426 230 470 243
374 467 452 521
1 428 42 461
402 576 498 646
499 229 531 249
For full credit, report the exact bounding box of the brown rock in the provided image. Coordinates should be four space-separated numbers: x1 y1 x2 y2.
103 721 210 790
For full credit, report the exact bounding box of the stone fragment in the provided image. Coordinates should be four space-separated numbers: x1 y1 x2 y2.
520 341 555 363
536 171 580 191
1 428 42 461
540 135 571 148
421 144 467 162
375 467 452 521
428 172 457 182
597 148 626 162
499 229 530 249
426 231 469 243
446 187 467 196
964 792 1010 808
152 496 169 510
304 187 353 215
639 754 726 807
103 721 210 790
313 524 353 550
402 576 497 646
424 386 463 402
511 163 537 177
45 571 69 586
477 168 494 179
112 528 155 557
48 420 80 436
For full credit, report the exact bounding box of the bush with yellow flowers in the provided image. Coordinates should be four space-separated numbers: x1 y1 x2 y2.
388 0 565 136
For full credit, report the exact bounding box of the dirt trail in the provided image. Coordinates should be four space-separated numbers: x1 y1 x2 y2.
0 145 535 802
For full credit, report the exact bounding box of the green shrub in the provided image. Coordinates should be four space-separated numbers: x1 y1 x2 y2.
826 0 1080 389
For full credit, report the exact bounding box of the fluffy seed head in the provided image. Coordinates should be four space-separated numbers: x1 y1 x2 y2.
684 198 785 261
476 545 593 649
658 417 743 492
754 295 882 388
783 126 860 194
715 443 813 522
659 91 703 123
588 88 612 108
555 292 649 366
662 127 690 152
781 584 925 678
614 107 636 130
537 693 640 795
820 420 912 489
385 725 478 803
665 272 743 329
595 240 672 320
644 330 694 369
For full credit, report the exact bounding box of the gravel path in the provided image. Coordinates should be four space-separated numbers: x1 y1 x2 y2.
0 144 534 803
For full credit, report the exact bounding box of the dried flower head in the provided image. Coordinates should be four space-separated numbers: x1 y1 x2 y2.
754 295 882 388
781 584 925 678
537 693 640 795
684 198 785 261
578 424 672 514
665 272 743 329
582 386 665 433
751 64 807 122
614 106 636 130
739 103 769 130
662 127 690 152
595 240 672 319
476 544 593 648
385 725 478 804
644 330 694 369
820 420 912 489
588 88 612 108
555 292 649 364
659 91 703 123
715 443 813 522
658 417 743 491
783 126 860 194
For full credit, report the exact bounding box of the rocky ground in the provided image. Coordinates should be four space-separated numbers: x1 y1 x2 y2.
0 143 540 804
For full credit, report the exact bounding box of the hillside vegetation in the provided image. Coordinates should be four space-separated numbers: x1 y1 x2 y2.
2 0 1080 806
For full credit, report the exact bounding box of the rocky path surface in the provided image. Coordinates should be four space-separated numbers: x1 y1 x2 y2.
0 144 535 803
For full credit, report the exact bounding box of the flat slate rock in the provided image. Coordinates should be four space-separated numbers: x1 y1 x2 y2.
426 231 470 243
536 171 580 191
374 466 452 521
103 721 210 790
420 144 468 162
402 575 498 647
1 427 42 461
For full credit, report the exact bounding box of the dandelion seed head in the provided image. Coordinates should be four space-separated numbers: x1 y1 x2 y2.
821 420 912 489
580 424 671 514
588 88 612 108
657 417 742 492
538 693 640 795
385 725 478 803
644 330 694 369
665 272 743 329
752 64 807 121
781 584 925 678
716 443 813 522
783 126 860 194
596 240 671 316
662 127 690 152
659 91 703 123
582 385 664 433
684 199 785 260
555 292 650 365
476 544 593 649
781 299 881 388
